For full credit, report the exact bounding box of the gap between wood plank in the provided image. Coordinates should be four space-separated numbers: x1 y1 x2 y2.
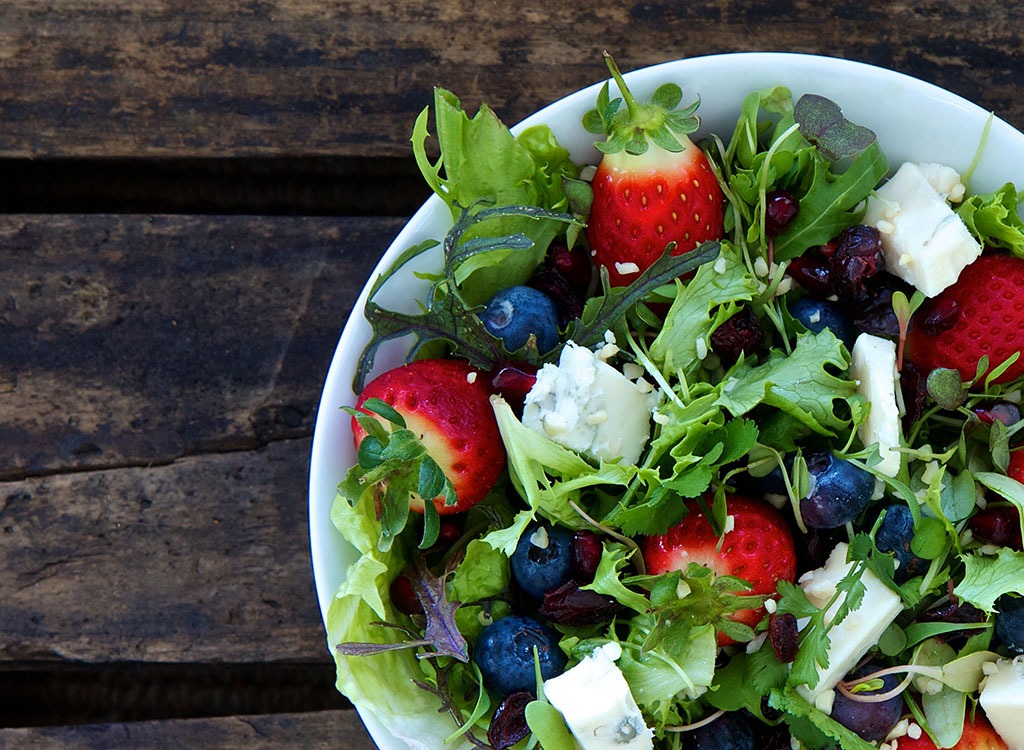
0 157 431 216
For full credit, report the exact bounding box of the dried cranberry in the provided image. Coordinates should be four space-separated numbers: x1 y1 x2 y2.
969 505 1023 550
919 599 987 646
765 190 800 237
571 530 603 583
432 517 465 551
549 244 594 296
850 272 914 338
389 574 423 616
899 360 928 429
538 581 618 626
829 225 886 304
768 612 799 663
710 306 764 367
915 297 962 336
528 268 583 325
786 253 832 297
972 402 1022 427
487 690 533 750
489 362 538 415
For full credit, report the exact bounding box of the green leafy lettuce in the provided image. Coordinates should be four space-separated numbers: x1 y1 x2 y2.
412 87 579 304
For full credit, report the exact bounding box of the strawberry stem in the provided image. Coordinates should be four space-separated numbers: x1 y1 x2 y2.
603 51 642 120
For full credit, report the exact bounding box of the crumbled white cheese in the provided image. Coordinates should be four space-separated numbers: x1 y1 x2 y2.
615 261 641 275
863 162 982 297
522 341 660 464
544 642 654 750
795 543 903 701
982 655 1024 748
849 334 902 477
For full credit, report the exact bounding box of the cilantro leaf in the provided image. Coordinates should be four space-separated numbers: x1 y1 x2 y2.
770 686 877 750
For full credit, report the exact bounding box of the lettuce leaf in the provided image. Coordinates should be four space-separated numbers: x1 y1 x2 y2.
412 88 578 304
326 494 475 750
953 547 1024 612
956 182 1024 257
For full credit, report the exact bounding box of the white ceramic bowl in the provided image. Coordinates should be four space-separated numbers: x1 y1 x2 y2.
309 52 1024 749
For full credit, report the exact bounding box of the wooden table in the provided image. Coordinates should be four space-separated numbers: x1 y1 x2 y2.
1 2 1021 747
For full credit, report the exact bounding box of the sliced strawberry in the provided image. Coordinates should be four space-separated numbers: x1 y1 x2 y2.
352 358 505 514
585 54 725 288
642 495 797 645
906 254 1024 384
1010 449 1024 484
897 713 1007 750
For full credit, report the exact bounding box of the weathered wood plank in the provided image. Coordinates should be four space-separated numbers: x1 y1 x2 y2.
1 0 1022 158
0 437 330 663
0 710 376 749
0 214 404 480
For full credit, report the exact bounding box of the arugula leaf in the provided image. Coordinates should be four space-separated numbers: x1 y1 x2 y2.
772 140 888 261
956 182 1024 257
565 240 722 349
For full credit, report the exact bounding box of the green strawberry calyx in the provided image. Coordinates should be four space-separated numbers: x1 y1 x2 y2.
583 51 701 157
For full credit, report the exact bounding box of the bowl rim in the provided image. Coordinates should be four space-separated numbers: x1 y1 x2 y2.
307 50 1023 749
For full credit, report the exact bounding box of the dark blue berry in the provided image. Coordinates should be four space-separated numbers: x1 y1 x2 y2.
511 524 574 599
874 504 928 582
800 452 875 529
788 296 856 348
994 595 1024 654
830 664 904 742
690 711 757 750
473 615 566 696
482 286 560 353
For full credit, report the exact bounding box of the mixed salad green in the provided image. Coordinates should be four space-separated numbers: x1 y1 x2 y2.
325 71 1024 750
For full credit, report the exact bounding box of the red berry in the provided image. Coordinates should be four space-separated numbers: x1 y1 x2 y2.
765 190 799 237
488 362 538 415
389 574 423 616
786 253 832 297
642 495 797 645
353 359 505 514
571 530 603 583
906 254 1024 384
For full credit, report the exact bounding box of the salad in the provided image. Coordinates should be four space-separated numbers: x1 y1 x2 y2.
324 55 1024 750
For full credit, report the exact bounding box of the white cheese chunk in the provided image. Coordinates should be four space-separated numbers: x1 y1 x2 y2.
544 642 654 750
849 333 902 477
980 656 1024 750
795 543 903 702
863 162 982 297
522 341 659 464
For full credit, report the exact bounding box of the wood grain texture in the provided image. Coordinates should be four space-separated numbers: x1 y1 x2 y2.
0 214 403 480
0 710 376 749
1 0 1022 158
0 437 329 663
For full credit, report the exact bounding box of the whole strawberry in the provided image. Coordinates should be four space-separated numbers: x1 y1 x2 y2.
352 358 505 515
584 53 725 288
642 495 797 645
906 254 1024 384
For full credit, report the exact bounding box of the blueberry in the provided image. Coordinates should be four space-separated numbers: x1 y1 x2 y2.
995 595 1024 654
788 296 856 348
830 663 903 742
874 504 928 582
690 711 757 750
511 524 574 599
473 615 566 696
481 286 560 353
800 452 875 529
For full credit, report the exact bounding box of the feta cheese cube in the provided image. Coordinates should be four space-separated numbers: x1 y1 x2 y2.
795 543 903 701
863 162 982 297
544 642 654 750
849 333 902 477
522 341 660 464
980 656 1024 750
